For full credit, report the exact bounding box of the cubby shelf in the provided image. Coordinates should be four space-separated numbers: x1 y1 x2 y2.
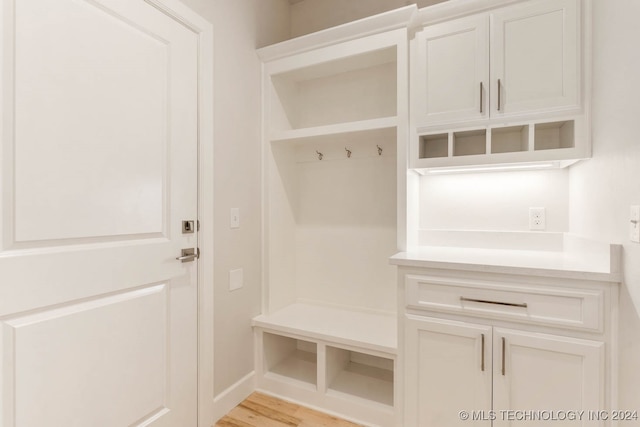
412 118 587 171
255 305 397 422
326 346 394 408
263 332 318 390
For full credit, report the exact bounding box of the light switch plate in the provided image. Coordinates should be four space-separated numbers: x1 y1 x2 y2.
229 268 243 291
230 208 240 229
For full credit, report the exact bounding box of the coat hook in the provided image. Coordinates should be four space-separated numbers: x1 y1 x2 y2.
345 147 352 158
377 145 383 156
316 150 323 160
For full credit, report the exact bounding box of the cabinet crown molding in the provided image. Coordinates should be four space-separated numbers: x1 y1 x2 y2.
257 5 416 62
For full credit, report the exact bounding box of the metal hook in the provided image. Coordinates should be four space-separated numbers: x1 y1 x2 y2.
316 150 323 161
345 147 352 158
377 145 383 156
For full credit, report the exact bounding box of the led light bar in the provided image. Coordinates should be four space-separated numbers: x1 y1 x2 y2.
424 162 560 175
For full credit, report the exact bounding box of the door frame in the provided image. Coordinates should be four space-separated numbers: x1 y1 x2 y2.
143 1 214 426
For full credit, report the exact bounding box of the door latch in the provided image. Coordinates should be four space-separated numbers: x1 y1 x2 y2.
182 220 195 234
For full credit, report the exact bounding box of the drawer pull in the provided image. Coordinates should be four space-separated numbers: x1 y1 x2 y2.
460 297 528 308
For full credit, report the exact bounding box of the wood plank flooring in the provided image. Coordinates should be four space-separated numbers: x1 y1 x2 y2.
215 392 364 427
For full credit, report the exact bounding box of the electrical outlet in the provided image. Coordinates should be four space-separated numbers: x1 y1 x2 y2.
630 205 640 243
529 207 546 231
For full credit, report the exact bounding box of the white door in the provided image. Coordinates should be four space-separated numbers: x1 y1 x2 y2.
493 328 604 427
413 14 489 126
490 0 579 117
1 0 199 426
405 315 492 427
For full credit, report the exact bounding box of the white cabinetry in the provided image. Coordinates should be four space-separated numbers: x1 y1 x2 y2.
255 7 414 426
490 0 579 117
404 316 492 426
414 0 579 126
413 14 489 125
410 0 588 170
395 265 619 427
405 316 604 426
493 328 603 426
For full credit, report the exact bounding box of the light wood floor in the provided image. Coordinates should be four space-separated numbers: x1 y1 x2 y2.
215 392 364 427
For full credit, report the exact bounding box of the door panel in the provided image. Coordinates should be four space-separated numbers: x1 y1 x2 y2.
414 14 488 126
490 0 579 116
13 0 168 242
493 328 604 427
405 315 492 427
1 0 199 425
8 285 167 427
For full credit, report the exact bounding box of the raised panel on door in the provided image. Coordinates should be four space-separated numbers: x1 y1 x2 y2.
490 0 579 117
405 315 492 427
0 0 199 425
493 328 604 427
413 14 489 126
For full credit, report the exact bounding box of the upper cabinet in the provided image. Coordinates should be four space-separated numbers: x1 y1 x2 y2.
413 14 489 125
490 0 579 118
410 0 589 170
413 0 580 127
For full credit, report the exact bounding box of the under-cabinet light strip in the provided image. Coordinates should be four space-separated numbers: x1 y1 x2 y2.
425 162 558 175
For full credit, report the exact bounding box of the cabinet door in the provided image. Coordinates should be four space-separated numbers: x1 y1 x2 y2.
493 328 604 426
413 14 489 126
490 0 579 117
405 315 492 426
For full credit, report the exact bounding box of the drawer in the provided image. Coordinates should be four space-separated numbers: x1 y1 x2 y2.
405 275 604 332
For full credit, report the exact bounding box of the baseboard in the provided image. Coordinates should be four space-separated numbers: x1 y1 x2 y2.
255 388 378 427
212 371 256 422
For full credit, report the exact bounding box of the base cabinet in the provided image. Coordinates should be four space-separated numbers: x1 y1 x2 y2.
493 328 604 426
406 316 604 426
398 269 619 427
405 316 492 426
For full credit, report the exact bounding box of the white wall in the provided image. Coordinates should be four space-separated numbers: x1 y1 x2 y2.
568 0 640 409
420 170 569 232
178 0 290 399
290 0 446 37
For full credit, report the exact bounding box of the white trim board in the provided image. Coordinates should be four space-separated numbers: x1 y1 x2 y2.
212 372 257 423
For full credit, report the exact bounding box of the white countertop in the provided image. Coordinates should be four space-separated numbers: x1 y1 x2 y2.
391 234 621 282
